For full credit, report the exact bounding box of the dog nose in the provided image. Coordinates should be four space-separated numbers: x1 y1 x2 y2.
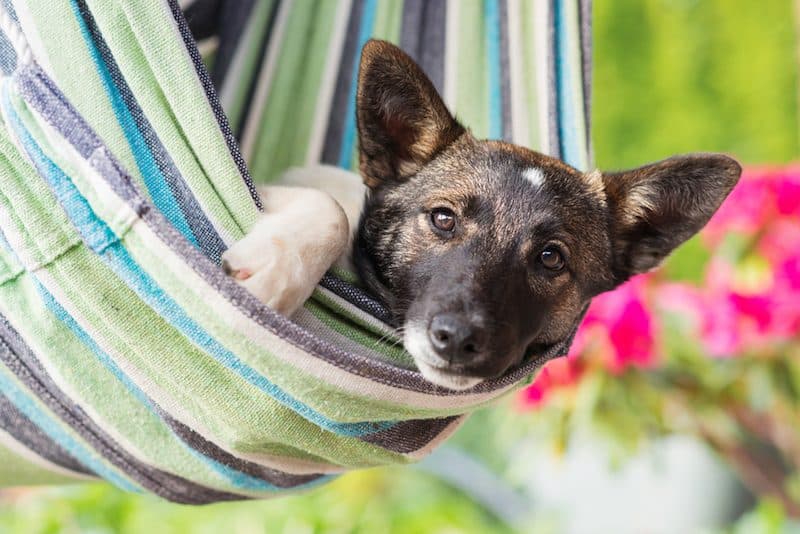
428 313 486 362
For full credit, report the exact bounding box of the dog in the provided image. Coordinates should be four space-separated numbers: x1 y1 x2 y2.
221 39 741 390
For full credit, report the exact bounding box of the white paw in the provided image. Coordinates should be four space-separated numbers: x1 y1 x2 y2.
221 187 350 316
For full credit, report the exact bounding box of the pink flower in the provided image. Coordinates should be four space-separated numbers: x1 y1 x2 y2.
580 275 658 372
774 171 800 216
519 355 583 409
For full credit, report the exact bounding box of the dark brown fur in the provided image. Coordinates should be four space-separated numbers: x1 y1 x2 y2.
353 39 741 383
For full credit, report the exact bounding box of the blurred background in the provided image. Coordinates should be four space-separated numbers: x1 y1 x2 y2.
2 0 799 532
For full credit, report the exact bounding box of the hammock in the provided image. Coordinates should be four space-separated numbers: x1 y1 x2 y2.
0 0 591 502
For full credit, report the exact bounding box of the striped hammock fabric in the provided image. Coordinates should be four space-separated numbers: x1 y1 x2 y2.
0 0 591 502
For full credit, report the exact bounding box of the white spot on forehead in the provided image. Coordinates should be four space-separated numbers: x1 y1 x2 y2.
522 167 545 188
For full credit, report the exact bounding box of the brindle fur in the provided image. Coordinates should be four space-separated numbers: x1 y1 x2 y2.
353 39 741 382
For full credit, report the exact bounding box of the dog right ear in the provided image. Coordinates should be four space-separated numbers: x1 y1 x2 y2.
602 153 741 283
356 39 465 189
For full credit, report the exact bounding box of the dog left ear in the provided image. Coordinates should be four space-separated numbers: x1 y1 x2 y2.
356 39 465 189
603 153 741 283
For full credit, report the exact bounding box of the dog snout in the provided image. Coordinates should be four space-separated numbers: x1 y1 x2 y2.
428 313 487 363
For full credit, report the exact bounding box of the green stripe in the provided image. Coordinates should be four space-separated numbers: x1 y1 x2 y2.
249 0 339 184
308 290 412 366
520 0 542 151
341 0 404 170
456 0 490 139
0 116 79 269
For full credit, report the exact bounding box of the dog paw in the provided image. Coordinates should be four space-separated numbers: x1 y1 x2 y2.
221 186 349 316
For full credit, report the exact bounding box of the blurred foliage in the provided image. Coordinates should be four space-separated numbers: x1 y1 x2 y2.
2 0 799 532
594 0 798 168
0 468 513 534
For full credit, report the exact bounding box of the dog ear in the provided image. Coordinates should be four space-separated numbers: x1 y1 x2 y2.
356 39 465 189
603 153 741 283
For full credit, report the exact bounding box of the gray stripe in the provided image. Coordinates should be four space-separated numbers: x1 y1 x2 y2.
0 394 94 477
0 312 245 504
77 0 228 264
546 0 560 159
579 0 592 155
209 0 257 87
320 273 392 325
499 0 513 142
162 413 324 488
0 29 17 76
18 63 580 399
400 0 447 96
321 0 364 165
166 0 263 211
362 415 461 453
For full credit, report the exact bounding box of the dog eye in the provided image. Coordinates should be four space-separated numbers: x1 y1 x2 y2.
431 208 456 232
539 246 565 271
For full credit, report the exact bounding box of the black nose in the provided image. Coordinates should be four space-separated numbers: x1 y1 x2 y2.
428 313 486 363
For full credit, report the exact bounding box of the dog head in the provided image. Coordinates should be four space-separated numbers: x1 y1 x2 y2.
354 40 741 390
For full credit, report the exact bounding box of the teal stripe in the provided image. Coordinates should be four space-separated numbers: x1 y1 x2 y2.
485 0 502 139
68 0 199 247
554 0 580 168
338 0 378 168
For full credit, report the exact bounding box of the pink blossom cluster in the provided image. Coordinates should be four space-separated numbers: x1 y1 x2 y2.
520 165 800 408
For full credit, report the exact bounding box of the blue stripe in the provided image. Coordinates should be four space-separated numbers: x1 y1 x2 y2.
0 370 138 491
484 0 503 140
67 0 199 248
337 0 378 169
2 88 396 439
76 0 228 265
554 0 580 168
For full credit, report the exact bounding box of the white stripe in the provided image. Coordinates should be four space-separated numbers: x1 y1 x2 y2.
10 2 57 79
0 428 96 481
443 0 460 110
506 0 529 148
565 0 588 171
305 0 352 165
0 4 31 65
240 0 294 163
533 0 551 155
